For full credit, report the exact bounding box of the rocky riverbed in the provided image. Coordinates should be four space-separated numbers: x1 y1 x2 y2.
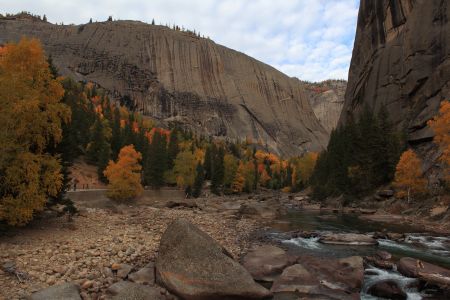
1 190 449 299
0 205 257 299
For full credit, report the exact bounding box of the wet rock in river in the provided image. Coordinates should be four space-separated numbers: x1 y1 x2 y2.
319 233 378 245
270 256 363 299
367 279 406 300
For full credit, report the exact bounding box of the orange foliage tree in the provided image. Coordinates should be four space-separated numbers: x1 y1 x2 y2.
0 38 70 225
393 149 427 202
103 145 143 200
428 100 450 183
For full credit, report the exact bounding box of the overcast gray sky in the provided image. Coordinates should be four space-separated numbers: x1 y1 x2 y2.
0 0 359 82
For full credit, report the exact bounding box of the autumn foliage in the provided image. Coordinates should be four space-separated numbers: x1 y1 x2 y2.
103 145 143 200
393 149 427 201
0 38 70 225
428 100 450 183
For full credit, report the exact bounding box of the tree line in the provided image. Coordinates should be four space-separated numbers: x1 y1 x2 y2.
0 38 319 226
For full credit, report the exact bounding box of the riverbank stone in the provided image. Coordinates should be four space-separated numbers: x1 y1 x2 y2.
27 282 81 300
242 245 296 282
156 218 271 299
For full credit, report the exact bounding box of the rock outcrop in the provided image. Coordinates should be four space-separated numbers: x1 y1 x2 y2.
304 80 346 133
340 0 449 144
0 15 329 156
155 218 271 299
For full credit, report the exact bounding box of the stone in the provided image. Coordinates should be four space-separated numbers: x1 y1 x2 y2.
270 256 364 299
367 280 407 300
81 280 93 289
128 267 155 285
107 281 163 300
378 190 394 198
319 233 378 246
116 263 133 279
0 16 329 156
27 282 81 300
156 218 271 299
375 250 392 261
241 245 296 282
397 257 450 285
165 199 198 209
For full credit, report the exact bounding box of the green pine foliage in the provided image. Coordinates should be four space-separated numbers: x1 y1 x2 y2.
192 162 205 198
144 131 168 188
311 107 403 200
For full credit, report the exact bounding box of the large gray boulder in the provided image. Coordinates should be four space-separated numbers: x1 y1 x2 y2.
28 283 81 300
156 218 271 299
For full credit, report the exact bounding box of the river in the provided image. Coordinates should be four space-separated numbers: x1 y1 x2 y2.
267 210 450 299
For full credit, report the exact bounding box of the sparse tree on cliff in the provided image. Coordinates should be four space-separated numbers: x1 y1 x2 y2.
104 145 143 200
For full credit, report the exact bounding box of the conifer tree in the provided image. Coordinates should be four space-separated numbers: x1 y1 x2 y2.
144 131 167 188
167 128 179 169
192 162 205 198
211 145 225 194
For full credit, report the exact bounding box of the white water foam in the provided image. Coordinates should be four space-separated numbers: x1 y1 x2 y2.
282 236 321 250
361 266 421 300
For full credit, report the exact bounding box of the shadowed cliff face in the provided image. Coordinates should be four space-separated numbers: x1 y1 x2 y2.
0 17 329 156
340 0 449 144
305 80 346 134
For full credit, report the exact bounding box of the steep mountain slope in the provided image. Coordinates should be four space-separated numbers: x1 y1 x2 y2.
0 15 328 156
340 0 449 144
304 80 346 134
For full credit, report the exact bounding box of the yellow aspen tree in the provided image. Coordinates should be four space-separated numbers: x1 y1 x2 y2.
0 38 70 225
428 101 450 183
393 149 427 202
104 145 143 200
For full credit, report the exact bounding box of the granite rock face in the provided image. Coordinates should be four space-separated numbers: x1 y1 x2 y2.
0 16 328 156
304 80 346 133
340 0 449 143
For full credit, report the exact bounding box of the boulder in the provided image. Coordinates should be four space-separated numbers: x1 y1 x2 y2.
375 250 392 261
241 245 296 282
378 190 394 198
156 218 271 299
367 280 406 300
397 257 450 290
129 266 155 285
116 263 133 279
238 202 278 219
270 256 364 299
28 283 81 300
165 199 197 209
319 233 378 246
107 281 163 300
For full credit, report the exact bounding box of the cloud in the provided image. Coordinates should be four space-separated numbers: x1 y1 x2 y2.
0 0 359 82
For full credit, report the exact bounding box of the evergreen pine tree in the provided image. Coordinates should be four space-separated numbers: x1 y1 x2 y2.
144 131 167 188
167 128 179 169
111 106 123 159
192 162 205 198
211 145 224 194
204 145 212 180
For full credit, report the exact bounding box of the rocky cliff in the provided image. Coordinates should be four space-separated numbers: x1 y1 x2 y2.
0 15 329 156
340 0 449 144
304 80 346 134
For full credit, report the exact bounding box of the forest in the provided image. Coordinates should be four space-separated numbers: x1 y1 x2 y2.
0 38 449 227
